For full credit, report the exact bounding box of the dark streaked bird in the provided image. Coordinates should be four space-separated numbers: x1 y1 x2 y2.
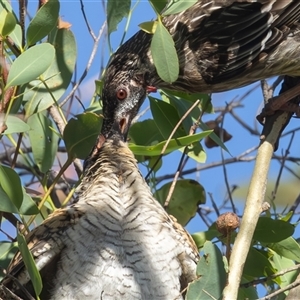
1 83 199 299
104 0 300 112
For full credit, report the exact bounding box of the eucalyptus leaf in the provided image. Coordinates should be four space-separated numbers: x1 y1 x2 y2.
26 0 59 46
162 0 197 16
107 0 130 35
253 217 295 243
268 237 300 262
0 242 18 281
244 248 275 277
149 96 186 138
129 130 212 156
24 29 77 116
27 113 59 173
186 241 226 300
19 188 39 215
0 165 23 209
17 233 42 297
6 43 55 88
64 113 102 160
269 250 298 291
0 10 16 36
155 179 206 226
149 0 168 13
0 186 19 213
3 115 30 134
151 21 179 83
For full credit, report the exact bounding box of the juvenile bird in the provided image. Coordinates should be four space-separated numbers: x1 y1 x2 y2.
1 81 199 299
104 0 300 114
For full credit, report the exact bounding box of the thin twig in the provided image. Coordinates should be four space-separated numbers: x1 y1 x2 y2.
220 108 236 213
272 132 295 201
79 0 96 41
60 21 106 107
258 279 300 300
242 263 300 288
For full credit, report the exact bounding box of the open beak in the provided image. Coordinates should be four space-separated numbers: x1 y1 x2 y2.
113 114 130 138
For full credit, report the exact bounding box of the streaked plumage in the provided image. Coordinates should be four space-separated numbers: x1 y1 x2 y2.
104 0 300 110
1 78 199 299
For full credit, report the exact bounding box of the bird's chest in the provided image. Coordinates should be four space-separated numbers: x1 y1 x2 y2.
50 184 183 299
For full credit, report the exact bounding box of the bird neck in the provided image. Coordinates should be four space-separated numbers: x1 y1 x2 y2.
76 139 143 198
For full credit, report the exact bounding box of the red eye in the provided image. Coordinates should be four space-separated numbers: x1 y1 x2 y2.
116 89 127 100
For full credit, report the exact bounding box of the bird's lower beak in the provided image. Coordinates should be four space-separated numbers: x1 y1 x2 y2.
112 114 131 140
118 116 129 135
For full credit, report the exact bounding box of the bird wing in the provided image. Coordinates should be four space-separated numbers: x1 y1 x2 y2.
168 215 199 290
168 0 300 84
2 206 85 291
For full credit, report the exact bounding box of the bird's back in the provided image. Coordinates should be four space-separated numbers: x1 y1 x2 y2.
106 0 300 94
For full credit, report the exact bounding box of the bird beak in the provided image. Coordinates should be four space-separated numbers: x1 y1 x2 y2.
107 113 131 142
117 115 130 136
91 114 131 158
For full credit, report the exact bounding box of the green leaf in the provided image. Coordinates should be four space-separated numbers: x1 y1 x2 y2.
129 119 164 146
151 21 179 83
0 186 19 213
149 97 209 162
6 43 55 88
0 186 38 215
64 113 102 159
129 130 212 156
139 21 157 34
107 0 130 35
244 248 274 277
162 0 197 16
27 113 59 173
0 165 23 209
24 28 77 116
149 0 168 13
149 96 186 138
0 10 16 36
3 115 30 134
268 237 300 262
192 227 220 249
269 250 298 291
163 93 202 134
19 188 39 215
155 179 205 226
0 0 14 12
253 217 295 243
17 232 42 297
26 0 60 46
10 24 22 49
186 241 226 300
238 277 258 300
0 242 18 281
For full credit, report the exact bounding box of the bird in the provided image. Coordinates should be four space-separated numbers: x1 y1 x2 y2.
103 0 300 117
0 80 199 300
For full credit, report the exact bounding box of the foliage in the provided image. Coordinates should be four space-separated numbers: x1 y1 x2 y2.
0 0 300 299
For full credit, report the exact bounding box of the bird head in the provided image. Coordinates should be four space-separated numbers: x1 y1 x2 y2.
101 60 147 141
100 45 156 142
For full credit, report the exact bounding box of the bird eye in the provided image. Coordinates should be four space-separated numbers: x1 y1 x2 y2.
116 89 127 101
